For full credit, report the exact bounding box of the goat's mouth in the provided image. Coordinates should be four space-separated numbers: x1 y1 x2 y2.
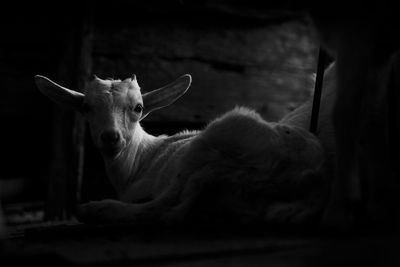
100 144 123 157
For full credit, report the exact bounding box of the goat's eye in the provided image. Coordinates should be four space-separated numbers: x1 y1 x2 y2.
133 104 143 113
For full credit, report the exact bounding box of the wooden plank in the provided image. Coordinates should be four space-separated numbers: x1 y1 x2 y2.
45 2 94 220
93 19 318 123
45 20 75 220
70 1 94 215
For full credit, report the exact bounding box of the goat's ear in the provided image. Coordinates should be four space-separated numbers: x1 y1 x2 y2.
141 74 192 120
34 75 85 110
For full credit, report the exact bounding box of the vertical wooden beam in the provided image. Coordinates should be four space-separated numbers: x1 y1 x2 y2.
45 2 94 220
309 48 328 134
45 25 75 220
70 1 94 215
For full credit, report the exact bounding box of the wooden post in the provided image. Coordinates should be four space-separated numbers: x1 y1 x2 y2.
309 48 328 134
70 2 94 214
45 24 75 221
45 2 94 220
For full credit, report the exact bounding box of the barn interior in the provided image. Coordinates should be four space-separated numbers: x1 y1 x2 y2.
1 0 399 266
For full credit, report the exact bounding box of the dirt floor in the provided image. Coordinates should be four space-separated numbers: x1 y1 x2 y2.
2 219 400 267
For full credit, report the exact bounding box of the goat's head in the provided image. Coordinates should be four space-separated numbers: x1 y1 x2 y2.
35 74 192 158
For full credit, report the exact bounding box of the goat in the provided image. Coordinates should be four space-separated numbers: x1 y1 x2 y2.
35 73 329 226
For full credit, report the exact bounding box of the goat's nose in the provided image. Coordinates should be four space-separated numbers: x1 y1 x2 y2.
101 130 120 145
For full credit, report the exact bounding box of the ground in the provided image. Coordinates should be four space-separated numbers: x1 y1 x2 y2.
2 219 399 267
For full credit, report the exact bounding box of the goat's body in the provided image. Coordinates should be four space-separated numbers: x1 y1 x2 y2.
120 131 198 203
79 107 328 226
177 107 327 225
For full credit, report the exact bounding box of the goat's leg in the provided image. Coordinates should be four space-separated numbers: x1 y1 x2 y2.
156 165 216 225
77 199 162 224
76 173 192 224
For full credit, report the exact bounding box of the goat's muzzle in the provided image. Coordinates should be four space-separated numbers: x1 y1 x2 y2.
100 130 122 156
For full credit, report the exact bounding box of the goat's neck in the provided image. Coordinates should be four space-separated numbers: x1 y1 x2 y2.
102 125 156 198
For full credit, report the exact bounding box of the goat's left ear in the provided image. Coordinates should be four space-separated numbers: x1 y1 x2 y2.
141 74 192 120
35 75 85 110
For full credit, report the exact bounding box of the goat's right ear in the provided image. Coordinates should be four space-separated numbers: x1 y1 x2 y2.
141 74 192 120
34 75 85 110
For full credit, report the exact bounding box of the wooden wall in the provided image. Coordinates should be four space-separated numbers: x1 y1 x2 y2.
92 5 318 124
0 4 60 201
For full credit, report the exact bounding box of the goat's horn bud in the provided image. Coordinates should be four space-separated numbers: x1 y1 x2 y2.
131 74 137 81
91 74 99 81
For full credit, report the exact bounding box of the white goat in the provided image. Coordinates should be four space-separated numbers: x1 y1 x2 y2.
35 72 330 226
